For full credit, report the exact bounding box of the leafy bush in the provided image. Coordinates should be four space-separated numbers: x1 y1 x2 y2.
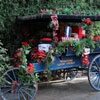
0 0 100 56
0 40 11 78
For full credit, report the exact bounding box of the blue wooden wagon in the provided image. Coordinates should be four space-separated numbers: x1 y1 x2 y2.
0 14 100 100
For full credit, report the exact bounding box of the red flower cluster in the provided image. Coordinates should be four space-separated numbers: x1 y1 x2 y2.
94 36 100 41
85 18 90 24
14 51 22 58
14 50 23 67
81 22 84 25
32 50 47 63
89 21 92 25
81 18 93 25
16 63 21 67
41 10 46 14
82 54 90 66
29 39 33 43
27 63 34 73
21 42 30 47
14 53 18 58
33 46 38 53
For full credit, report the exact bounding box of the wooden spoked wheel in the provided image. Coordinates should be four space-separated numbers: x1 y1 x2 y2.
88 54 100 91
0 68 38 100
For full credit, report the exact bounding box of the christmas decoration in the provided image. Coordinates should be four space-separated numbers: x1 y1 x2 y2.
62 37 79 42
51 15 59 31
82 54 90 66
50 14 59 46
27 63 34 73
82 48 90 66
38 38 52 52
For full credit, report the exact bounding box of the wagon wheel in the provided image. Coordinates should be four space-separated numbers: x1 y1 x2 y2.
88 54 100 91
62 68 78 81
0 67 38 100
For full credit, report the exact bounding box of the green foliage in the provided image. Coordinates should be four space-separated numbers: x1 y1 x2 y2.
92 28 100 36
55 38 99 56
0 0 100 57
17 68 34 84
0 40 11 78
35 73 40 81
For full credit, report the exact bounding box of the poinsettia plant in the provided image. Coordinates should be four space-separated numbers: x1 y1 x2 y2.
14 42 37 74
32 49 55 66
27 63 34 73
14 42 31 68
32 50 47 63
13 42 40 82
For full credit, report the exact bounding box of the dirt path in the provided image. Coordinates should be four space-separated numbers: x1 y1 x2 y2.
34 77 100 100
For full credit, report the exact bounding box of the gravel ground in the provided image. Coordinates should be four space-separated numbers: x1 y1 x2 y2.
34 76 100 100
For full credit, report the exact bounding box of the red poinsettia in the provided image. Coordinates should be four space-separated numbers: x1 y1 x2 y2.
41 9 46 14
29 39 33 43
14 51 22 58
14 48 24 67
52 10 55 14
17 51 22 56
19 57 22 60
85 18 90 24
21 42 30 47
14 53 18 58
16 63 21 67
81 22 84 25
21 61 24 64
32 50 47 63
27 63 34 73
84 18 93 25
33 47 38 52
89 21 92 25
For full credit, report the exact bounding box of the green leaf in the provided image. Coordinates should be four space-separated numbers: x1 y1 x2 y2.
76 6 80 9
35 73 40 81
25 50 30 54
